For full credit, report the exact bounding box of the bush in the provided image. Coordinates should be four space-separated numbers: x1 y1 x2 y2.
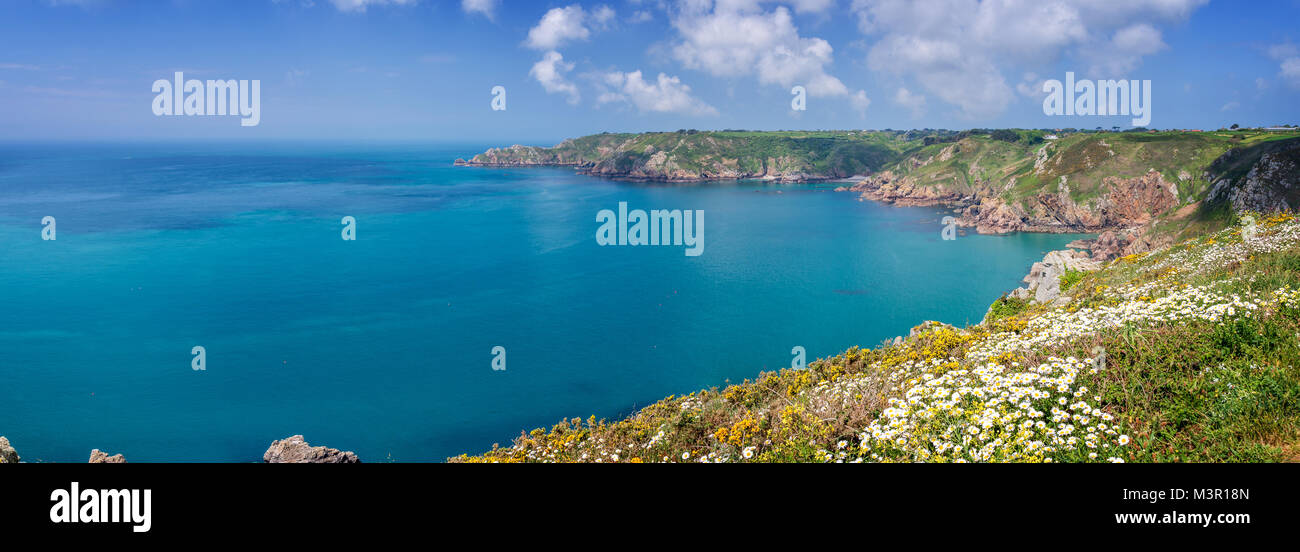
1059 269 1086 293
987 293 1030 321
990 129 1020 143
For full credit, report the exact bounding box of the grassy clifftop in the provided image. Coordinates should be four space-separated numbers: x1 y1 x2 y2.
459 130 913 180
461 129 1300 245
453 212 1300 463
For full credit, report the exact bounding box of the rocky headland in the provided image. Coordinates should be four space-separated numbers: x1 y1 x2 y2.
462 130 1300 264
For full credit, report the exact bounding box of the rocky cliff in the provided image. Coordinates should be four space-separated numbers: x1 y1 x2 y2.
461 131 1299 261
457 130 898 182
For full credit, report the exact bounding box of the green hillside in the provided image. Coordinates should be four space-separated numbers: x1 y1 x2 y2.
453 213 1300 463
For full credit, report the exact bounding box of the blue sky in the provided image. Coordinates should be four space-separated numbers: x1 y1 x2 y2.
2 0 1298 143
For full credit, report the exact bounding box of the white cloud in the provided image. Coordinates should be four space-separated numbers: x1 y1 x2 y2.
1016 72 1048 98
1084 23 1166 75
1220 101 1239 112
329 0 415 12
850 0 1208 119
530 50 580 104
1269 43 1299 60
524 5 620 104
461 0 498 20
591 5 617 29
670 3 848 96
1268 43 1300 90
785 0 836 13
1282 58 1300 89
850 90 871 117
526 5 593 50
667 0 869 114
893 87 925 117
596 70 718 115
866 33 1012 119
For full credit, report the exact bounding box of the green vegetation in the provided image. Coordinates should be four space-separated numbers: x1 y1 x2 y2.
1059 269 1086 293
472 131 1300 234
986 293 1031 322
452 213 1300 463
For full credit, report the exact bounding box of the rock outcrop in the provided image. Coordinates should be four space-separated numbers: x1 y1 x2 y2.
0 436 19 463
1010 249 1101 305
1207 144 1300 213
263 435 360 464
461 132 1300 264
88 449 127 463
454 143 593 168
845 168 1181 242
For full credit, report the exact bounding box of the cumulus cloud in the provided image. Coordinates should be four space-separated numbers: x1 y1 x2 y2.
850 0 1208 119
526 4 616 50
671 2 845 95
329 0 416 12
524 5 620 104
461 0 498 20
596 70 718 115
1083 23 1167 75
866 33 1012 119
530 50 580 104
667 0 869 113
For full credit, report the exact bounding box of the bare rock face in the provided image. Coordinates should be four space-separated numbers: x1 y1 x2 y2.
963 197 1026 234
1016 250 1101 304
849 171 969 207
263 435 360 464
0 436 19 463
1089 230 1134 261
88 449 127 463
1208 146 1300 213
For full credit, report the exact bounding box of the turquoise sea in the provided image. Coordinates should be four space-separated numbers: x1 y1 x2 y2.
0 142 1090 462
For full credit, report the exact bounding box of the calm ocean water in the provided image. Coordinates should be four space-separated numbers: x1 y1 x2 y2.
0 142 1089 462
